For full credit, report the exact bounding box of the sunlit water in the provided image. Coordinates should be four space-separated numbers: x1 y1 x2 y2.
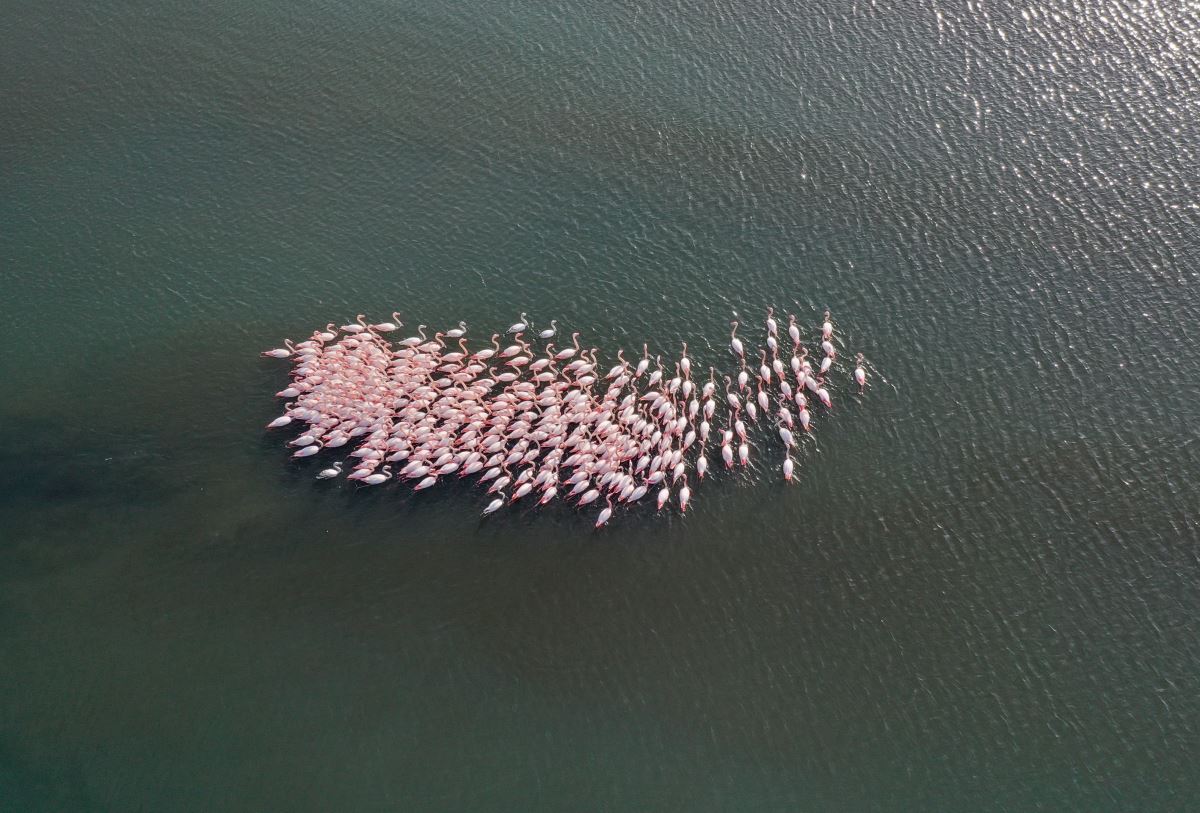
3 0 1198 810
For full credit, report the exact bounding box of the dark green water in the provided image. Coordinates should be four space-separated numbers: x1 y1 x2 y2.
3 0 1199 809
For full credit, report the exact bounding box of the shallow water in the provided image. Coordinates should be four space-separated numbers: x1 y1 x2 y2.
3 0 1199 809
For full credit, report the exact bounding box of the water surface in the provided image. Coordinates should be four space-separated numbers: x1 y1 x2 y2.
3 0 1198 810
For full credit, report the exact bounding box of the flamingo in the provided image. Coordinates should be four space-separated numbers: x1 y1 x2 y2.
595 495 614 528
606 350 627 379
362 465 392 486
822 310 833 340
538 320 558 339
788 314 800 347
635 344 650 377
370 313 402 332
316 462 342 479
648 356 664 388
399 325 427 347
724 376 740 411
507 313 529 334
340 315 367 333
555 333 581 360
265 303 871 524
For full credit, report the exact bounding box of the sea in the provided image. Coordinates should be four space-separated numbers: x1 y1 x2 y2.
2 0 1198 809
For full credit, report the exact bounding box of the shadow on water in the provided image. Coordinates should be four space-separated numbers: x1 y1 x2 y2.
0 417 174 510
0 739 96 813
0 412 187 613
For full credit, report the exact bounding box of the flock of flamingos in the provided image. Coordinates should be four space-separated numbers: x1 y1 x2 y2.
261 309 868 527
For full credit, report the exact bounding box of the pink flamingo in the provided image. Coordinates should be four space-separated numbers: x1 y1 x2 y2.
265 303 870 523
730 321 744 357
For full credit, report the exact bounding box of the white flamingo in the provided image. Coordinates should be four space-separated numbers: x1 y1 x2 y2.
316 462 342 479
595 495 614 528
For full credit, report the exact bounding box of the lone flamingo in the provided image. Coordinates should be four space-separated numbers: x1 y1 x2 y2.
595 495 614 528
